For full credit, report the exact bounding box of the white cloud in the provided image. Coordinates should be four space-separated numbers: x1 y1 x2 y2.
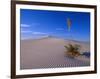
21 24 30 27
32 32 47 35
21 30 32 33
56 28 64 31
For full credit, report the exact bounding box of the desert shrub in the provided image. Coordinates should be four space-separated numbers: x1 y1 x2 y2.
64 44 81 58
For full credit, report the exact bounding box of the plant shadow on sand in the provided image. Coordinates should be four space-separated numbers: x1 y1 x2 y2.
82 52 90 58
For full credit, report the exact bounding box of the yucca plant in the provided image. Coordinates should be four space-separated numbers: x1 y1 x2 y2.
64 44 81 58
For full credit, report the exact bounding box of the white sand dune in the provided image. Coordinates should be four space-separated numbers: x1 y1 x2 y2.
20 37 90 69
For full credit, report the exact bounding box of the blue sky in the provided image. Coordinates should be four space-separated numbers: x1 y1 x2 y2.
20 9 90 41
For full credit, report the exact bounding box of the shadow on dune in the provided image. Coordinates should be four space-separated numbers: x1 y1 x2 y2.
82 52 90 58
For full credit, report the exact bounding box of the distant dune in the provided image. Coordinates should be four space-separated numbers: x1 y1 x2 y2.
20 37 90 69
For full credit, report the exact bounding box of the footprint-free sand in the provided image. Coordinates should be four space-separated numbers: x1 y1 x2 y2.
20 37 90 69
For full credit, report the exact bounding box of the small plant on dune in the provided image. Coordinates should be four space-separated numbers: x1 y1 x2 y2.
64 44 81 58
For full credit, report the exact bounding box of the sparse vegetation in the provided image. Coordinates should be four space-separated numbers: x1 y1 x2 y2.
64 44 81 58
